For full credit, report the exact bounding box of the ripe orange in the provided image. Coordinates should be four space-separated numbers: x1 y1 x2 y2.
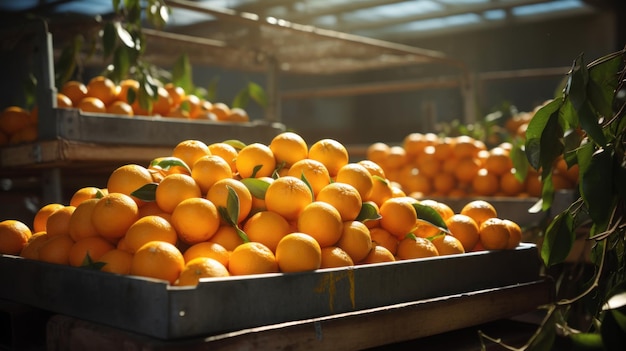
98 248 133 274
180 94 203 119
366 176 394 207
525 171 543 197
191 155 233 194
500 169 525 196
386 146 408 170
155 173 202 214
106 164 154 203
86 76 117 106
228 241 279 276
432 172 456 196
361 244 396 264
335 163 374 200
172 140 211 171
316 182 362 222
182 241 230 266
210 225 245 251
206 178 253 224
210 102 231 121
68 236 115 267
358 159 386 178
503 219 522 249
9 124 37 144
61 80 88 106
264 176 313 221
235 143 276 178
38 234 75 265
124 215 178 253
91 193 139 242
151 86 173 116
396 236 439 260
308 138 349 177
0 220 32 255
366 142 391 168
208 142 238 173
106 100 134 116
243 210 291 252
56 93 73 108
176 257 230 286
77 96 107 113
227 107 249 122
70 186 104 207
33 203 64 233
46 205 76 237
68 198 100 241
297 201 343 248
431 234 465 256
164 83 185 109
460 200 498 227
444 214 480 252
117 79 140 105
479 218 511 250
433 138 455 161
320 246 354 268
130 241 185 284
171 198 221 245
402 133 429 160
20 231 50 260
484 147 513 176
369 227 398 255
0 106 32 136
471 168 500 196
336 221 372 263
379 197 417 238
269 132 308 167
453 135 480 159
287 159 331 197
453 156 482 183
275 232 322 273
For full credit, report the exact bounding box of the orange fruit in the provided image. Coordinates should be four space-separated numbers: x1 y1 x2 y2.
361 244 396 264
77 96 107 113
106 164 154 203
358 159 386 178
38 234 75 265
386 146 408 170
228 241 279 276
235 143 276 178
210 102 231 121
182 241 230 266
269 132 308 167
171 198 221 245
369 227 398 255
453 135 480 159
9 124 37 144
396 235 439 260
191 155 233 194
500 169 525 196
432 172 456 196
20 231 50 260
362 200 381 229
210 225 245 251
206 178 253 224
320 246 354 268
86 76 117 106
106 100 134 116
503 219 522 249
68 236 115 267
155 173 202 214
151 86 173 116
68 198 100 241
98 248 133 274
0 106 32 136
180 94 203 119
336 221 372 263
484 147 513 176
164 83 185 109
525 171 543 197
0 220 32 255
61 80 88 106
208 142 238 173
124 215 178 253
297 201 343 248
431 234 465 256
460 200 498 227
433 138 455 161
46 205 76 237
471 168 500 196
316 182 362 222
287 159 331 196
275 232 321 273
91 193 139 242
366 176 394 207
130 241 185 284
308 138 349 177
70 186 104 207
415 146 441 178
57 93 73 108
137 201 168 218
402 133 429 160
227 107 249 122
33 203 64 233
117 79 140 105
366 142 391 167
243 210 291 252
454 156 482 183
479 218 511 250
176 257 230 286
335 163 374 200
379 197 417 238
552 172 575 190
172 140 211 170
264 176 313 221
445 214 480 252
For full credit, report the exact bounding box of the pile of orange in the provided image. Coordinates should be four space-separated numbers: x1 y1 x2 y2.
0 132 523 286
366 132 578 199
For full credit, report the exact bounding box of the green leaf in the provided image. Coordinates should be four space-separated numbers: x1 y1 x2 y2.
232 88 250 109
241 177 270 200
577 100 607 147
570 333 604 351
114 21 135 48
526 308 556 351
130 183 158 202
412 203 449 234
82 253 107 270
250 164 263 178
580 146 613 226
541 210 574 266
226 185 240 225
206 77 220 102
525 98 562 169
102 22 117 59
566 53 589 110
601 309 626 351
223 139 246 150
112 46 131 83
172 54 193 93
247 81 268 107
509 142 529 182
356 202 382 223
150 156 191 174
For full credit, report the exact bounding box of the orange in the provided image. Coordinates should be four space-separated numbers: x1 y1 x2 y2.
70 186 104 207
106 100 134 116
275 232 321 273
210 102 231 121
471 168 499 196
106 164 154 203
61 80 88 106
191 155 233 194
431 234 465 256
308 138 349 177
176 257 230 286
358 159 386 178
432 172 456 196
172 140 211 171
206 178 253 224
453 135 480 159
316 182 362 222
336 221 372 263
552 172 575 190
235 143 276 178
503 219 522 249
68 198 100 241
402 133 429 160
98 248 133 274
366 142 391 167
264 176 313 221
130 241 185 284
38 234 75 265
91 193 139 242
46 205 76 237
415 146 441 178
379 197 417 238
433 138 455 161
117 79 140 105
9 124 37 144
385 146 408 170
270 131 308 167
335 163 374 200
361 244 396 264
0 220 32 255
137 201 168 218
155 173 202 214
151 86 173 116
362 200 381 229
227 107 249 122
171 198 220 245
453 156 482 183
369 227 398 255
287 159 331 196
210 225 245 251
396 236 439 260
400 167 432 196
500 169 525 196
243 210 291 252
33 203 64 233
179 94 203 119
484 147 513 176
68 236 115 267
208 142 238 173
164 83 185 109
20 231 50 260
86 76 117 106
57 93 73 108
460 200 498 227
366 176 394 207
297 201 343 248
320 246 354 268
525 171 543 197
228 241 279 276
479 218 510 250
182 241 230 267
419 199 454 221
0 106 31 136
124 215 178 253
77 96 107 114
445 214 480 252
